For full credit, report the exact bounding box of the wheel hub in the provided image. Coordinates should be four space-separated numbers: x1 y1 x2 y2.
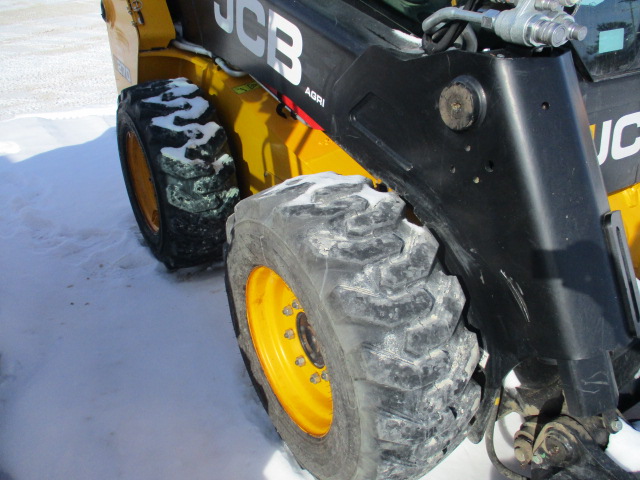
246 266 333 437
297 312 325 369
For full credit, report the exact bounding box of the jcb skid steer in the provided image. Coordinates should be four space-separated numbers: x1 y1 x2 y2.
103 0 640 477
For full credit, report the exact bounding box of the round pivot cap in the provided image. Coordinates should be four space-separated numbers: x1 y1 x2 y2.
439 76 486 131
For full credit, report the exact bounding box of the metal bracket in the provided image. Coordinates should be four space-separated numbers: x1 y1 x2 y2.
530 416 640 480
604 211 640 338
421 0 587 49
126 0 144 25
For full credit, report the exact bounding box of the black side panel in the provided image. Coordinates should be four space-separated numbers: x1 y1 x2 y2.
329 48 631 415
330 48 627 361
178 0 640 416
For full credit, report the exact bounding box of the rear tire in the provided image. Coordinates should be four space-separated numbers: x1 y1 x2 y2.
117 78 239 269
225 172 481 480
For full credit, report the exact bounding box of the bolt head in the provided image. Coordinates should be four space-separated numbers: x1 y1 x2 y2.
295 356 306 367
481 10 499 29
514 446 527 463
321 370 329 381
283 306 293 316
545 437 567 462
611 419 623 433
292 300 301 310
310 373 321 384
284 329 295 339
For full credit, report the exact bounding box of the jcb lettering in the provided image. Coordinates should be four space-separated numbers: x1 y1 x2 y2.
214 0 233 33
267 11 303 86
593 111 640 164
237 0 265 57
213 0 303 85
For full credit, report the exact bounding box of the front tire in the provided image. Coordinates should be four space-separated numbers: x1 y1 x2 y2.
225 172 481 480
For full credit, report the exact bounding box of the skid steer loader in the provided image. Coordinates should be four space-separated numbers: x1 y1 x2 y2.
103 0 640 477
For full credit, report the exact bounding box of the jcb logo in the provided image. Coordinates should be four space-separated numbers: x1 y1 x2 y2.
213 0 303 85
592 111 640 165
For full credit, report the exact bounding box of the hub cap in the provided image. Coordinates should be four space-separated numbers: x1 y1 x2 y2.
246 266 333 436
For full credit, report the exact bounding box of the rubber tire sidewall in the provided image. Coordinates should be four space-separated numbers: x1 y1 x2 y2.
117 109 166 253
228 218 362 480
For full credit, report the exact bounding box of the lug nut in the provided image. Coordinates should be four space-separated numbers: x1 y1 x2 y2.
283 306 293 316
310 373 321 384
321 370 329 381
295 356 306 367
284 329 295 339
292 299 301 310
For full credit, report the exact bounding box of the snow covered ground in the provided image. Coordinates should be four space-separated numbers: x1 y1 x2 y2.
0 117 517 480
0 1 568 479
0 0 116 121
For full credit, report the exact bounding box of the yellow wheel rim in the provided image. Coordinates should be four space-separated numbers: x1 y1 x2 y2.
125 130 160 233
246 266 333 437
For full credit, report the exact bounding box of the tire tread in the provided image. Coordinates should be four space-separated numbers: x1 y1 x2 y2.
117 78 238 269
229 172 480 480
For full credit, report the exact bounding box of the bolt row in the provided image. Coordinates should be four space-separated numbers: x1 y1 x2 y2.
282 299 302 317
281 300 328 384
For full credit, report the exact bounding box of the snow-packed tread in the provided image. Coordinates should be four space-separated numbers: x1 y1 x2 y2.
117 78 238 269
226 172 481 480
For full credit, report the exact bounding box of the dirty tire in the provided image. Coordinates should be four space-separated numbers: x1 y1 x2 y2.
226 172 481 480
117 78 239 269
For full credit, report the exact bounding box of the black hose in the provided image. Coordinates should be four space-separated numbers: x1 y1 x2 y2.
484 398 530 480
422 0 481 54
